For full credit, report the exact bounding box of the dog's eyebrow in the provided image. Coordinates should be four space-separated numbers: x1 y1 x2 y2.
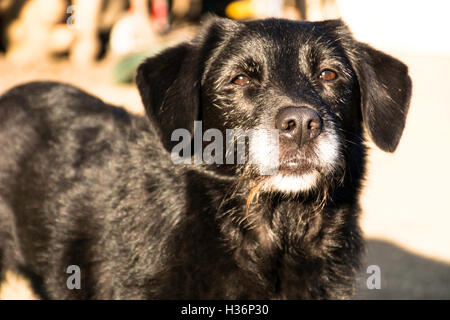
237 58 261 73
221 56 264 79
299 42 349 72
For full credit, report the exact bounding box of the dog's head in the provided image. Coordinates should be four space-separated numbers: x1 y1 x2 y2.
137 18 411 195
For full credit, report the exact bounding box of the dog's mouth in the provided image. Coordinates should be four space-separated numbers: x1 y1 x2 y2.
278 158 318 174
257 149 323 177
245 155 322 196
228 126 343 194
248 135 342 194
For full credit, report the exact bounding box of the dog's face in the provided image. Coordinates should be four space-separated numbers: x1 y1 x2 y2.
137 18 411 194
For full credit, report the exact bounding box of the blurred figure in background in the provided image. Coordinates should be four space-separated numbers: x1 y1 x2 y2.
68 0 168 66
70 0 104 67
3 0 70 65
1 0 167 66
0 0 338 67
108 0 157 58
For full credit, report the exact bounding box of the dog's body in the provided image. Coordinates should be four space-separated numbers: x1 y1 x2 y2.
0 18 411 299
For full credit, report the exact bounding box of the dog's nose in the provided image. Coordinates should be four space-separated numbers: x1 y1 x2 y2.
275 106 322 146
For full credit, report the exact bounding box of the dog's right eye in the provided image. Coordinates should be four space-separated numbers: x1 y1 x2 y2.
231 75 250 86
319 69 338 81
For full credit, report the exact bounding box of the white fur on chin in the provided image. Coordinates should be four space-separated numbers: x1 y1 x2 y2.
261 171 320 194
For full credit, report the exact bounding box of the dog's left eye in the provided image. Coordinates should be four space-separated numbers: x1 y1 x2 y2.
231 75 250 86
319 69 338 81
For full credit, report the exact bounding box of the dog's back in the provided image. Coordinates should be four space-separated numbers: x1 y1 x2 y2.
0 82 152 299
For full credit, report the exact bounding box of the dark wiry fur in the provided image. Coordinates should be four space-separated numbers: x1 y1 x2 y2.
0 18 411 299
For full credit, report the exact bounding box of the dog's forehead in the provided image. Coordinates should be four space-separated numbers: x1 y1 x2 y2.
217 19 343 64
202 19 351 82
236 19 332 47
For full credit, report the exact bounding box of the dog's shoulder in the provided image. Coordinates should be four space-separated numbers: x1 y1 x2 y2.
0 81 158 188
0 81 154 151
1 81 132 124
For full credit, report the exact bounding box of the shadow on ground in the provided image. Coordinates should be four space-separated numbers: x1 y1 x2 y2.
354 239 450 299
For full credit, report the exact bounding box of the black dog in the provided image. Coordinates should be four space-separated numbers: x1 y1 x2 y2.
0 18 411 299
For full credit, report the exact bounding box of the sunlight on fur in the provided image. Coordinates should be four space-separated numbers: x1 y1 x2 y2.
0 271 39 300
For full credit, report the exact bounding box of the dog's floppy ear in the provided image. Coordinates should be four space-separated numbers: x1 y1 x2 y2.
136 43 197 151
136 17 239 151
318 20 412 152
352 43 412 152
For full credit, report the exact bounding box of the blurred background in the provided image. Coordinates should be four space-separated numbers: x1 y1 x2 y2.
0 0 449 299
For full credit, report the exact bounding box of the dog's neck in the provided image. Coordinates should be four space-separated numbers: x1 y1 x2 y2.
179 165 361 298
188 166 336 253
